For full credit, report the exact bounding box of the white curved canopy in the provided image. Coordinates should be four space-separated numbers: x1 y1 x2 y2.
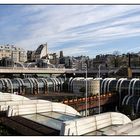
60 112 131 135
7 101 80 117
0 99 50 111
0 92 29 101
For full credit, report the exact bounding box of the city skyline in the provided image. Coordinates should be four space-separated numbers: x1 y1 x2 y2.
1 5 140 57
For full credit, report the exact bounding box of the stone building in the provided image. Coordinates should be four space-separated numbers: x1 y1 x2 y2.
34 43 48 61
0 44 27 63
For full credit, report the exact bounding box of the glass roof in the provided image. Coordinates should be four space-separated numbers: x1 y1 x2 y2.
40 112 77 121
22 111 80 131
84 125 121 136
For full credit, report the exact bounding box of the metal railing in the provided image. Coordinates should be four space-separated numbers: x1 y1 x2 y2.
0 66 76 74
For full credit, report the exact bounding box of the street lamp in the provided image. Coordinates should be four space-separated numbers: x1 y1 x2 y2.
98 64 102 78
85 63 87 117
98 63 107 114
98 64 104 114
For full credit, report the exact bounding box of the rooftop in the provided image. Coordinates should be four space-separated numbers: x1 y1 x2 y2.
1 92 140 136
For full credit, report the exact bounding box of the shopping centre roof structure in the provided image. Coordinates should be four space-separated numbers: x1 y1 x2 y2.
1 92 140 135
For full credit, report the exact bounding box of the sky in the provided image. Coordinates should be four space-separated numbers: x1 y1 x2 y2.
1 5 140 58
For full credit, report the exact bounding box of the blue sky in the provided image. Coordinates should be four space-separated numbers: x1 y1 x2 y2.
1 5 140 58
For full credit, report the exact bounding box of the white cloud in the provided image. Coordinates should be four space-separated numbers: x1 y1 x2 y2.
2 5 140 56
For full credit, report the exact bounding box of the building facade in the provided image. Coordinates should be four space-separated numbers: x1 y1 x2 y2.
48 53 59 65
0 44 27 63
27 50 35 62
34 43 48 61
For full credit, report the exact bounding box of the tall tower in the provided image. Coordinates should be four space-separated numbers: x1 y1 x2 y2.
44 43 48 55
60 51 63 58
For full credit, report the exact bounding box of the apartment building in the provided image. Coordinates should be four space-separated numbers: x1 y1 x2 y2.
0 44 27 62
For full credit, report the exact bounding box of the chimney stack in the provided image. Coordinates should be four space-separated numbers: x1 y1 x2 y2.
128 53 132 78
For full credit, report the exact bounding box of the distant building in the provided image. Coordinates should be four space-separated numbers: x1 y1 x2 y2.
36 59 48 68
34 43 48 61
91 55 108 69
59 56 72 68
71 56 89 70
0 44 27 62
0 57 14 67
27 43 58 67
27 50 35 62
48 53 59 65
60 51 63 58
